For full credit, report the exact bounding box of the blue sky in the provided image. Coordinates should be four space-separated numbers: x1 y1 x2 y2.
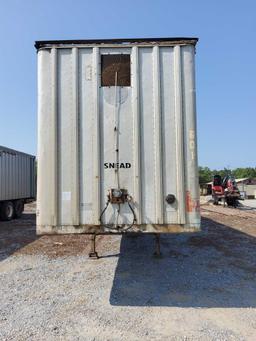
0 0 255 169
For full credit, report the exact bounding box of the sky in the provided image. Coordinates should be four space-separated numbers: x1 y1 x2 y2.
0 0 255 169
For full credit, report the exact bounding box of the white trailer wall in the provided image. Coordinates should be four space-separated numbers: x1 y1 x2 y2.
36 39 200 234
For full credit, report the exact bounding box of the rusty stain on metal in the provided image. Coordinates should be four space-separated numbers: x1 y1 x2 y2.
186 191 200 213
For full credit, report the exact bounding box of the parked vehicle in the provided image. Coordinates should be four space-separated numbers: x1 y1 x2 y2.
35 37 200 239
0 146 36 220
212 174 240 207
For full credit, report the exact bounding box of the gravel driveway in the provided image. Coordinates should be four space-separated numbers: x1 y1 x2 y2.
0 204 256 340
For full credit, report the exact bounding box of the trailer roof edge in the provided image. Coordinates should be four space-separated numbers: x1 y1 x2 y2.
35 37 199 50
0 145 35 158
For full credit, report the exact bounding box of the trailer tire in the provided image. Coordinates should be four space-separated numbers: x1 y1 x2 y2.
0 201 14 221
14 200 24 218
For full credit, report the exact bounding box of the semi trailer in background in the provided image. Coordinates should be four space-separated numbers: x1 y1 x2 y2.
36 37 200 254
0 146 36 220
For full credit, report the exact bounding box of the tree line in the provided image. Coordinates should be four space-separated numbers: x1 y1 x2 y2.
198 167 256 184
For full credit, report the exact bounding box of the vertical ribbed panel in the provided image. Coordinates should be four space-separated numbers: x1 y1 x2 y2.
174 45 186 224
71 48 80 225
58 49 74 225
159 47 178 224
57 48 81 226
153 46 163 224
52 48 58 226
100 47 133 225
139 47 156 223
79 49 94 225
92 47 101 224
182 45 200 227
37 48 58 226
131 46 141 224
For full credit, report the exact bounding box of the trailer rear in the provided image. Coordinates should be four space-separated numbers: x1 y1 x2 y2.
36 37 200 237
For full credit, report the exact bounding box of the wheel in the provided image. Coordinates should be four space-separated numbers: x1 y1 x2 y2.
14 200 24 218
0 201 14 221
213 195 219 205
226 197 235 207
233 199 238 208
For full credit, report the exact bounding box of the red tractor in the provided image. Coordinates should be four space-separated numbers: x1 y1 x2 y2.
212 175 240 207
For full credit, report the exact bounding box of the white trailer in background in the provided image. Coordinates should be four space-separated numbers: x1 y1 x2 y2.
0 146 36 220
36 37 200 255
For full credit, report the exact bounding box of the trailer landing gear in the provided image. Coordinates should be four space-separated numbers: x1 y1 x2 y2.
89 234 99 259
88 233 162 258
154 233 162 257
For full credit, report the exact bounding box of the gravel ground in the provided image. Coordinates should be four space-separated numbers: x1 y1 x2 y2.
241 199 256 209
0 203 256 340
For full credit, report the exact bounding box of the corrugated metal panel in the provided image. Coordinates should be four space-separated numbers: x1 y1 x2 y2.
0 146 36 201
37 39 200 234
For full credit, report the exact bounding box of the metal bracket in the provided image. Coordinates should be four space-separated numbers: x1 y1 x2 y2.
88 234 99 259
154 233 162 257
109 188 128 204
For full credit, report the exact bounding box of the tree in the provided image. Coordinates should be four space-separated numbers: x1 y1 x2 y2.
212 168 233 179
198 166 256 184
198 167 212 184
232 167 256 179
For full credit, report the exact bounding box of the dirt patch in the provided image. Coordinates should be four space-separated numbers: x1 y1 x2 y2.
1 202 256 260
18 234 112 258
201 204 256 220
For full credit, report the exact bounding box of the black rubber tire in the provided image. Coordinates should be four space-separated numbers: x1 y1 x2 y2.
213 195 219 205
14 200 24 218
0 201 14 221
226 197 235 207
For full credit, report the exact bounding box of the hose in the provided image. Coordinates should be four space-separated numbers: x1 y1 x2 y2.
99 197 137 232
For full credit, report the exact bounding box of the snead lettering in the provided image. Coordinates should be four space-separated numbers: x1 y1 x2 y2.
104 162 131 169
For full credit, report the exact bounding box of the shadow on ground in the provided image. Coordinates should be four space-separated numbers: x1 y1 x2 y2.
110 217 256 307
0 213 37 261
1 211 256 308
0 212 95 259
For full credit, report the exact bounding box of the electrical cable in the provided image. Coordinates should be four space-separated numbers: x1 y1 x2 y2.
121 200 137 232
99 196 137 232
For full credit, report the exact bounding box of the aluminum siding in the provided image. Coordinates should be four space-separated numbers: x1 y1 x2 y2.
0 147 36 201
37 41 200 233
